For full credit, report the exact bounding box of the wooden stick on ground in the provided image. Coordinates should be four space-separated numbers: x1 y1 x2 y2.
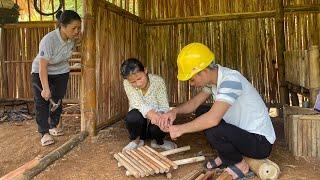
137 147 168 173
140 146 171 171
118 152 146 177
0 131 88 180
145 146 178 169
114 153 140 178
125 150 155 175
173 156 205 166
131 150 160 173
160 146 191 156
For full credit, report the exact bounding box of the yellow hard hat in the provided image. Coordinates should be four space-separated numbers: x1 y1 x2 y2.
177 42 215 81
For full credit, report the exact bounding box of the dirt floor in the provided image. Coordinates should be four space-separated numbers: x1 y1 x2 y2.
1 116 320 179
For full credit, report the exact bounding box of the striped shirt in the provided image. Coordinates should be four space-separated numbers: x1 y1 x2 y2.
202 65 276 144
123 74 170 118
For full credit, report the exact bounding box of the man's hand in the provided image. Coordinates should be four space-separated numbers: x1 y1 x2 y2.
169 125 184 140
41 89 51 101
146 110 161 125
159 109 177 130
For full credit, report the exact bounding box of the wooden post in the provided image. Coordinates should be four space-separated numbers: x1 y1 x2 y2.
81 0 97 136
275 0 289 105
138 0 145 19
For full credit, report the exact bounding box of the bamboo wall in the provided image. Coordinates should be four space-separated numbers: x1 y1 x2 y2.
0 22 54 99
95 0 145 126
142 0 320 105
0 22 81 102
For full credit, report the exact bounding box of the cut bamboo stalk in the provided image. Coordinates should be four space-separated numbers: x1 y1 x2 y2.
160 146 190 156
134 148 161 173
122 152 149 176
244 157 280 180
118 152 145 177
125 150 154 175
140 146 171 170
145 146 178 169
216 171 233 180
137 147 169 172
173 156 205 166
114 153 140 178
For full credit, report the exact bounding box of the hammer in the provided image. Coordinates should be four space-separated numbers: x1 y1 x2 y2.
33 83 61 112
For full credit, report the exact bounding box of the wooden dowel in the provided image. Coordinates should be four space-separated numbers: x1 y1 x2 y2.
131 150 160 174
145 146 178 169
122 152 149 176
125 150 154 175
160 146 190 156
140 146 171 171
173 156 205 166
118 152 145 177
136 148 165 173
137 147 169 172
114 153 140 178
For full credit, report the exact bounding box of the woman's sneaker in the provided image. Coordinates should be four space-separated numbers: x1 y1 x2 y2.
151 139 177 150
122 140 144 152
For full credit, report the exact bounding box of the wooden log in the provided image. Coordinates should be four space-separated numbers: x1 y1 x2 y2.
118 152 146 177
1 132 88 180
114 153 140 178
173 156 205 166
137 147 169 172
160 146 190 156
144 146 177 169
244 157 280 180
131 149 160 174
81 0 97 136
125 150 155 175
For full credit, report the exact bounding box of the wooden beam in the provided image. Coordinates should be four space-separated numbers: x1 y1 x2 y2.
275 0 290 105
285 5 320 14
144 11 276 26
81 0 97 136
1 21 55 28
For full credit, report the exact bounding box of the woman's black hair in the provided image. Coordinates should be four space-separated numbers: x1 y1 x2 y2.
120 58 145 79
56 10 81 27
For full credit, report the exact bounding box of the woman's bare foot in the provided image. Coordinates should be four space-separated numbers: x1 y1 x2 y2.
225 159 249 179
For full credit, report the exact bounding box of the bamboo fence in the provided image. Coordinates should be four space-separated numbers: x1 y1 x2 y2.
94 0 145 126
1 0 319 128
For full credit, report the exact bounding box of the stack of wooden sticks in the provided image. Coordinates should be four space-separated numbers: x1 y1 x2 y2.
114 145 205 178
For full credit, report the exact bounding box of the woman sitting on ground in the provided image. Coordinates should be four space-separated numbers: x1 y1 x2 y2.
120 58 177 151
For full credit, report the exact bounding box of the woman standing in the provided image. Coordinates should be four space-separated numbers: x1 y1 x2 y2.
31 10 81 146
121 58 177 151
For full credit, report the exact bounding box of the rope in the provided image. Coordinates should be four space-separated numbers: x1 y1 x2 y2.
33 0 63 16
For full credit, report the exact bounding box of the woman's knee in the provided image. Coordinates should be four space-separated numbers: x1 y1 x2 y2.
125 109 144 124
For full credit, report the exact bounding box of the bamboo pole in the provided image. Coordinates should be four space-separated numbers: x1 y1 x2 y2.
81 0 97 136
275 0 289 105
0 132 88 180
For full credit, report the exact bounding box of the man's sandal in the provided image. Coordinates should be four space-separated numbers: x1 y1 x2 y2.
49 128 64 136
203 158 226 170
41 133 54 146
